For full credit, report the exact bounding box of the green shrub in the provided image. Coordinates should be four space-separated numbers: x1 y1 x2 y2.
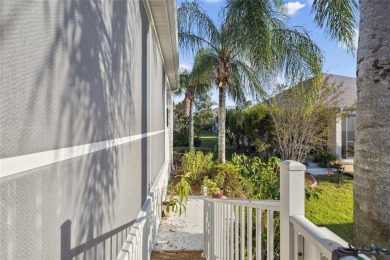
182 151 213 183
202 177 220 195
206 163 244 197
329 160 343 167
194 137 202 147
173 130 189 147
312 150 336 168
231 154 281 200
230 154 321 257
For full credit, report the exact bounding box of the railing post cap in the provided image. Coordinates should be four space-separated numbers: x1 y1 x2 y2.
279 160 306 171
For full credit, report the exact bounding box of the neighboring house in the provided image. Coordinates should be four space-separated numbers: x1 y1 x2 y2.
211 106 236 132
323 74 357 160
266 73 356 163
0 1 178 259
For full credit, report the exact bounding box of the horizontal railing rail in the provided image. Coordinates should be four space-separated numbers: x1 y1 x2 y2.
290 215 370 260
204 198 280 260
204 198 281 210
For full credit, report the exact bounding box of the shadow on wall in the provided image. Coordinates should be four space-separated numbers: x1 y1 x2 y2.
116 187 167 259
12 0 149 258
61 219 135 260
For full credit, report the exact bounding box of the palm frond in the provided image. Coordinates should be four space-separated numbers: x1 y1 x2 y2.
178 0 220 55
177 49 215 98
228 59 266 103
311 0 358 52
224 0 323 86
271 27 324 84
192 48 218 84
223 0 278 63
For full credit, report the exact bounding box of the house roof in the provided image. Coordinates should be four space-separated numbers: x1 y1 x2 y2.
144 0 179 90
322 73 356 107
268 73 356 108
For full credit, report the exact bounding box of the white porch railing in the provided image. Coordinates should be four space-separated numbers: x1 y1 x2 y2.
203 160 369 260
203 198 280 260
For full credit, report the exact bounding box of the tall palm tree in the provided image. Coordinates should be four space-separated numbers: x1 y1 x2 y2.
178 0 323 163
176 51 212 150
228 0 390 247
311 0 390 247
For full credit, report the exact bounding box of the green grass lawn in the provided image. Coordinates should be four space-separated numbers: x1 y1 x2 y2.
306 175 354 243
199 131 243 160
199 131 218 151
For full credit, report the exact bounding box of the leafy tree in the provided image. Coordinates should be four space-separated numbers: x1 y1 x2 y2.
268 78 346 163
226 108 245 149
173 102 187 126
193 93 215 136
243 104 275 159
178 0 323 163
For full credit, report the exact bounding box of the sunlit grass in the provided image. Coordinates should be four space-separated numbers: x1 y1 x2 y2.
306 175 354 242
199 131 242 160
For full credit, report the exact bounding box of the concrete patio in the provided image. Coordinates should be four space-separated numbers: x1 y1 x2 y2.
154 196 204 251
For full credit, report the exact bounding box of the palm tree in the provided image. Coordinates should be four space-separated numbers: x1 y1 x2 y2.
176 51 212 150
178 0 323 163
227 0 390 247
311 0 390 247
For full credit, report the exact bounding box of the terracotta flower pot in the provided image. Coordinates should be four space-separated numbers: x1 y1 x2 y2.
211 188 224 199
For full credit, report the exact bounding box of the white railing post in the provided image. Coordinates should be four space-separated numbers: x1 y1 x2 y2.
280 160 306 260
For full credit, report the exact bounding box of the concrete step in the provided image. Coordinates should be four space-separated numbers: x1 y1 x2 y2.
341 159 354 173
151 250 204 260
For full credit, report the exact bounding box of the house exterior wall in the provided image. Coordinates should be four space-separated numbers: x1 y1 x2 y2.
323 74 356 159
0 1 175 259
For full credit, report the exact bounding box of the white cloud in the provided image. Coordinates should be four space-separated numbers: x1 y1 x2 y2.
283 1 306 16
179 63 193 72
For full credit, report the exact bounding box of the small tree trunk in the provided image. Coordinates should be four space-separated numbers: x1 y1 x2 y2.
353 0 390 247
218 86 226 163
189 98 194 151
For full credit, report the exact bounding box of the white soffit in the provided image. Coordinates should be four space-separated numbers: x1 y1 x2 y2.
145 0 179 90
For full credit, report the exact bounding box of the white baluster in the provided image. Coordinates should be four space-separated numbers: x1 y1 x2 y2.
241 206 245 260
248 207 252 260
235 205 239 260
267 210 274 260
256 208 262 259
230 204 234 259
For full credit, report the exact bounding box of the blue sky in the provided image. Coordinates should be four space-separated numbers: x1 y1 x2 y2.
176 0 358 106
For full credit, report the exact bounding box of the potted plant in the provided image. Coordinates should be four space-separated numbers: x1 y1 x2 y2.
163 172 192 216
202 177 224 198
329 160 344 169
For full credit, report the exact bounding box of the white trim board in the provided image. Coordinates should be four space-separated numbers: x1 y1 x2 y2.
0 129 165 178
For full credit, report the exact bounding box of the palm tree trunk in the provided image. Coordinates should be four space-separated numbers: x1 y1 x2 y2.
218 86 226 163
189 98 194 151
353 0 390 247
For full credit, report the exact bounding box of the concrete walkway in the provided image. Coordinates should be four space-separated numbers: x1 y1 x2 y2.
154 196 204 251
305 161 329 176
305 160 354 176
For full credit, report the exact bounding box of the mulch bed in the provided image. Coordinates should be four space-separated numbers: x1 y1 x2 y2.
151 250 204 260
305 172 319 187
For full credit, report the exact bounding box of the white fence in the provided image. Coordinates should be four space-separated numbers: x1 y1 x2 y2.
203 160 369 260
203 199 280 260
